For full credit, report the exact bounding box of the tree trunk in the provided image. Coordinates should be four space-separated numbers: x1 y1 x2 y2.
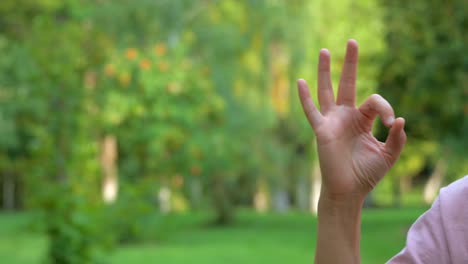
388 174 413 208
295 175 309 211
253 178 269 213
392 174 402 208
423 158 447 204
272 188 290 213
309 158 321 215
2 171 15 210
100 135 118 204
189 177 202 210
400 175 412 194
158 186 171 214
212 175 234 225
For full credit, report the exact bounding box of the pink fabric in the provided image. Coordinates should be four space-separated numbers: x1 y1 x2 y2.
388 176 468 264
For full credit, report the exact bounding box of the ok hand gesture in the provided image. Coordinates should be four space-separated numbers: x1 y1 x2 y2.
298 40 406 200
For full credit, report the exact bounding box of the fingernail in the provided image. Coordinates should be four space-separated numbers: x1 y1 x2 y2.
348 39 358 44
387 117 395 126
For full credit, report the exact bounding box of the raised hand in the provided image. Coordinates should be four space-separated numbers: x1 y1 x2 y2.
298 40 406 200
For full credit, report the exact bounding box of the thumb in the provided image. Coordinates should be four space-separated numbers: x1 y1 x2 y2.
384 117 407 163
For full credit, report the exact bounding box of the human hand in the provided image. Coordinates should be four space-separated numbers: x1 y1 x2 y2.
298 40 406 200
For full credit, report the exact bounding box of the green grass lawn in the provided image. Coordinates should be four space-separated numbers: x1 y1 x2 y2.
0 207 427 264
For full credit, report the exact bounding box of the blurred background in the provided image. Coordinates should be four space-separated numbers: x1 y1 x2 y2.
0 0 466 263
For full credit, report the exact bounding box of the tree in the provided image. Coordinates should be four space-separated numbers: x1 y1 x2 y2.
0 0 112 262
378 0 468 204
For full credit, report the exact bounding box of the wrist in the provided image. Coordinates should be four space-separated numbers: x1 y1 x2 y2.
318 193 364 218
315 191 364 264
319 186 367 205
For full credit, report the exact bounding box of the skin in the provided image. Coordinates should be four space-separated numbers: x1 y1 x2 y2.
297 40 407 264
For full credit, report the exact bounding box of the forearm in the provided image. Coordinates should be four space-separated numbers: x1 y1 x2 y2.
314 193 364 264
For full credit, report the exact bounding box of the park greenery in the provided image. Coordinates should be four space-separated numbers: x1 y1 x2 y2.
0 208 429 264
0 0 466 263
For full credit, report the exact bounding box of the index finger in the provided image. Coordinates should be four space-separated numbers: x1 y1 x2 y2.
297 79 323 130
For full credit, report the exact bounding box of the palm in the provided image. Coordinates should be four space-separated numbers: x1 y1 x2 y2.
316 107 391 195
298 40 406 198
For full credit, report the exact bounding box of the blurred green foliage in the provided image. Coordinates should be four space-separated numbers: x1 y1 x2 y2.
376 0 467 197
379 0 467 142
44 185 111 264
